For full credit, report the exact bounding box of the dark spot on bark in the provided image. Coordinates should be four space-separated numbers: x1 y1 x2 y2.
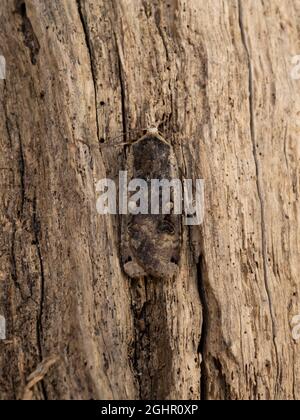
157 219 175 234
15 0 40 65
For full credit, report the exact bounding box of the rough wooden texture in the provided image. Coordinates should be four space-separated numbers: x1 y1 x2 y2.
0 0 299 400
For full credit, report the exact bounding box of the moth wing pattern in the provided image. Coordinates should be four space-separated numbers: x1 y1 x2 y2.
121 130 181 279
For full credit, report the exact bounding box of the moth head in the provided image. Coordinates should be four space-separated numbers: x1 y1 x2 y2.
146 127 159 136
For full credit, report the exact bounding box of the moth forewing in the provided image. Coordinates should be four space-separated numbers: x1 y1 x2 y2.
121 130 182 279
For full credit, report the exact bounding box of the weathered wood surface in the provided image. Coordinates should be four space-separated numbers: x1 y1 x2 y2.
0 0 299 400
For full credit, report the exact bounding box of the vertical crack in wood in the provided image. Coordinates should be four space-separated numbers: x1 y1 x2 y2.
130 276 174 400
15 121 25 217
3 15 47 399
116 42 128 144
15 0 40 65
130 279 146 399
76 0 100 143
111 2 128 143
237 0 280 396
197 255 209 400
32 194 47 400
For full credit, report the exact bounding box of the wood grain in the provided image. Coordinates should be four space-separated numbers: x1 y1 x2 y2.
0 0 299 400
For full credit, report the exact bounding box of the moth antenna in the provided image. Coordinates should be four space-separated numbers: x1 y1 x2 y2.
103 127 149 144
99 121 169 148
100 141 131 148
75 139 130 149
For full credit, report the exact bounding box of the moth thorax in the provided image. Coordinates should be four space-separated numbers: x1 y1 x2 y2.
147 127 159 135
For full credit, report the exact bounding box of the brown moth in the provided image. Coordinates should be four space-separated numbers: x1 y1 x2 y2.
121 128 182 279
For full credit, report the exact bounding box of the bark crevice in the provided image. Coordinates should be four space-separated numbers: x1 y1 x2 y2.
116 41 128 143
197 255 208 401
76 0 100 142
15 121 25 217
15 0 40 65
32 194 47 400
130 279 149 400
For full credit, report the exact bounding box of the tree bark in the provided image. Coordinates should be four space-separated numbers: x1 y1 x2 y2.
0 0 299 400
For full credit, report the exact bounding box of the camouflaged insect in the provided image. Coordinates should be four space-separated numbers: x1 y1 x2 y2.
121 128 182 279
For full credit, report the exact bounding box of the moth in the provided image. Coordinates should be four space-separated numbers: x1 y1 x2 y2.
120 128 182 279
